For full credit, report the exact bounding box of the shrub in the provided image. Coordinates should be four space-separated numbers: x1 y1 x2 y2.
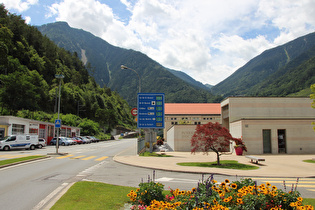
127 176 314 210
127 181 164 206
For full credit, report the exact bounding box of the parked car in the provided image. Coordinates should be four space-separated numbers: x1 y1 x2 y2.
0 135 38 151
87 136 100 143
79 136 91 144
36 138 46 149
50 137 71 146
72 137 83 144
65 137 76 145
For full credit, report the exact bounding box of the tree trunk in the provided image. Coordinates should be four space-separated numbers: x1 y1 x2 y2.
216 152 221 165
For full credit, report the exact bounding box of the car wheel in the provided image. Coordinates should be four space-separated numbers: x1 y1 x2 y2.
30 145 36 150
3 146 10 151
38 144 42 149
61 142 65 146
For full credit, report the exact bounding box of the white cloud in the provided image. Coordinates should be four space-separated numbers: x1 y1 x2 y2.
17 0 315 85
24 16 31 24
0 0 38 12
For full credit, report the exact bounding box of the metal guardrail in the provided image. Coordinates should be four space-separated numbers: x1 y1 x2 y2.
137 137 145 154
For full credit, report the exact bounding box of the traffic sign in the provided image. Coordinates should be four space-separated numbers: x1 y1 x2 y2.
131 108 138 116
55 119 61 128
137 93 165 129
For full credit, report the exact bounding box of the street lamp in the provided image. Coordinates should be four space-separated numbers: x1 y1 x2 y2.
121 65 141 93
55 74 64 154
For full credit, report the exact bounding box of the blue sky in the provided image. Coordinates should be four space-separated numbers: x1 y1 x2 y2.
1 0 315 85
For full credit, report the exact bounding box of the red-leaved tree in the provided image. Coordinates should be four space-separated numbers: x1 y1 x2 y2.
191 122 240 165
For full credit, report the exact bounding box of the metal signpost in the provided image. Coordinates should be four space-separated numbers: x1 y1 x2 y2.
55 74 64 154
137 93 165 152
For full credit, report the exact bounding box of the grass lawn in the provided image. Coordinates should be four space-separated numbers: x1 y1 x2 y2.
303 159 315 163
177 160 259 170
51 182 136 210
0 155 46 166
139 151 173 157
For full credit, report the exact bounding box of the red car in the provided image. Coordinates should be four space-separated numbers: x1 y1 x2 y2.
72 137 83 144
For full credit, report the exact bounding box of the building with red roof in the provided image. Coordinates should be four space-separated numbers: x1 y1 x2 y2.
164 103 221 143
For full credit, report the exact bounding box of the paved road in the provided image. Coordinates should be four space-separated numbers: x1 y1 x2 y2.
0 139 136 210
0 138 314 210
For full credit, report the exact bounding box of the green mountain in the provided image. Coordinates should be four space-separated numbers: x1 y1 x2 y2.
37 22 218 106
211 32 315 97
167 68 212 91
0 5 133 131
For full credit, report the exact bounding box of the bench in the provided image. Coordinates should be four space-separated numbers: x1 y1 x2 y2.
246 155 265 164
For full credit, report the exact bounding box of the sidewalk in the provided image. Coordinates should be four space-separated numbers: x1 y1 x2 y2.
114 151 315 178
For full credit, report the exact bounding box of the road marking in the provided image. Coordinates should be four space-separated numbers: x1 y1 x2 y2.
70 155 86 159
95 156 108 161
33 182 70 210
155 177 199 183
82 156 97 160
56 154 74 159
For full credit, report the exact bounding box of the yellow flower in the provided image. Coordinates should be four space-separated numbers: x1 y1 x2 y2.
266 182 271 187
225 179 230 183
230 183 237 189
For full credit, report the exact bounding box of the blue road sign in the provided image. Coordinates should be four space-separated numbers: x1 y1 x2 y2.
55 119 61 128
137 93 165 129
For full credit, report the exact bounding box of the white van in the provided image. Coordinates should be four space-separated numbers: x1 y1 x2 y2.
0 134 39 151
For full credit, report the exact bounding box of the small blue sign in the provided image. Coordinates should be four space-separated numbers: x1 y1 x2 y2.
55 119 61 128
137 93 165 129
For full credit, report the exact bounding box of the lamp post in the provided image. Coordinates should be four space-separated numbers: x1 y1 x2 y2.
121 65 141 93
55 74 64 154
121 65 142 150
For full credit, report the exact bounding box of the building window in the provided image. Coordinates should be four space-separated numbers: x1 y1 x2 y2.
175 122 178 125
171 118 173 120
12 124 25 134
171 122 174 125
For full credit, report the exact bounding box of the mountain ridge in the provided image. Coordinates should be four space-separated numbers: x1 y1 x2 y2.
211 32 315 97
38 22 218 106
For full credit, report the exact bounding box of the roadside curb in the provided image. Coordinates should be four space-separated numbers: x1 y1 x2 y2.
0 156 50 169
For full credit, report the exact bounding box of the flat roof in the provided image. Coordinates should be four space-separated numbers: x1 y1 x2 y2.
165 103 221 115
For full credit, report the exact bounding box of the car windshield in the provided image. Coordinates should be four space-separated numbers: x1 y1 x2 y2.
0 136 10 141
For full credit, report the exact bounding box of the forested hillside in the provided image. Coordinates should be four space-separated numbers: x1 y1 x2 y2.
211 32 315 97
0 5 134 134
37 22 220 106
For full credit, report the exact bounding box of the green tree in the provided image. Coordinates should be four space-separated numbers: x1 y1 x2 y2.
79 119 100 136
311 84 315 131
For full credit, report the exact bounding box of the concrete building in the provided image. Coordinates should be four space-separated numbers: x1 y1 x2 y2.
0 116 81 144
221 97 315 154
165 103 221 151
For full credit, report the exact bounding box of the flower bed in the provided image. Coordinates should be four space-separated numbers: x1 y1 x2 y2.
127 176 314 210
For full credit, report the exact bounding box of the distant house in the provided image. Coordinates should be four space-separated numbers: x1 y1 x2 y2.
221 97 315 154
164 103 221 151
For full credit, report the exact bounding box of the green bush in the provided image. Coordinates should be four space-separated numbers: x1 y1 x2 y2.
127 181 164 206
127 176 314 210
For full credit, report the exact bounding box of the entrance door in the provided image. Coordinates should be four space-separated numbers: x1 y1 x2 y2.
263 129 272 153
278 129 286 153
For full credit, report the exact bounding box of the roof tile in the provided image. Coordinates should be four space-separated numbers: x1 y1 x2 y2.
165 103 221 115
